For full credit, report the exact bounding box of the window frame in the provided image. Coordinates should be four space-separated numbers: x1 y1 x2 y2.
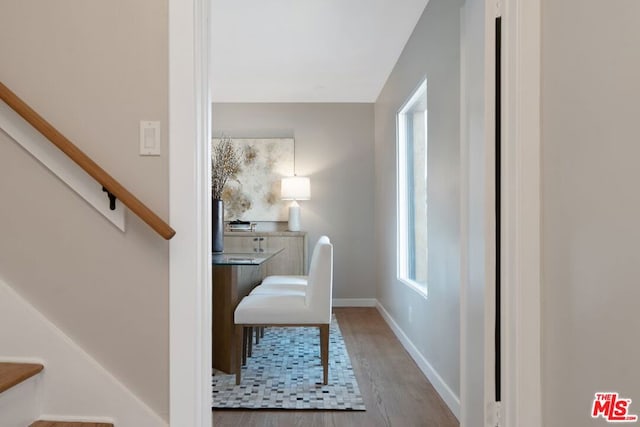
396 78 429 299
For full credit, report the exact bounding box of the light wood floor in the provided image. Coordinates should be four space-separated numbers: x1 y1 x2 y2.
213 307 459 427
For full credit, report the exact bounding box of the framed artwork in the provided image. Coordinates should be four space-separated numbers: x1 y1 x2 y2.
212 137 294 221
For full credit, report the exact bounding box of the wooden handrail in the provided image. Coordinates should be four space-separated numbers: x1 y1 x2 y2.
0 82 176 240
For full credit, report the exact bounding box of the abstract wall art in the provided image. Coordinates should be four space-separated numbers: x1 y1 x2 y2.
212 137 294 221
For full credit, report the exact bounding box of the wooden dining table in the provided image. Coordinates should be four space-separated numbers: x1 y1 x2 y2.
211 249 282 374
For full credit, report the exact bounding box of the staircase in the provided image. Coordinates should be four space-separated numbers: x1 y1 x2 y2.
0 362 113 427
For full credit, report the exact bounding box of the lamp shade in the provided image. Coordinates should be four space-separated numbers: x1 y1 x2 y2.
281 176 311 200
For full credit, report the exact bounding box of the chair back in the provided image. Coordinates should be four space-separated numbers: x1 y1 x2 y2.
305 238 333 323
308 235 330 268
307 235 330 279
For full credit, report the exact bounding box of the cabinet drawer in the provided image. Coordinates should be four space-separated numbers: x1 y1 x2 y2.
224 232 307 275
264 236 305 276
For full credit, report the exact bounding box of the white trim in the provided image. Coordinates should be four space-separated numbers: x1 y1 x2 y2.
458 2 470 424
501 0 542 425
396 79 429 300
332 298 377 307
168 0 212 426
0 100 126 232
398 278 429 300
483 2 498 425
458 1 496 423
0 357 46 365
376 302 460 420
35 416 115 424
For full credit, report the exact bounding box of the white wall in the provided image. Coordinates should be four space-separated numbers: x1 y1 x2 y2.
542 1 640 425
212 103 376 300
0 1 169 419
374 0 463 409
0 279 166 427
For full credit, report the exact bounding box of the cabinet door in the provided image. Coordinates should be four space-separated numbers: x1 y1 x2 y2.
224 235 258 252
264 236 305 276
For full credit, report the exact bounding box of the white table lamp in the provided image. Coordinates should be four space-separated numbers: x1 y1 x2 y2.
281 176 310 231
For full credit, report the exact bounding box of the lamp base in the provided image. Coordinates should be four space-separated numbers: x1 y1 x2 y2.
287 202 301 231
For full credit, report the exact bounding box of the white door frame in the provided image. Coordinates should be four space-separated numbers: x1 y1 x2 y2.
168 0 212 426
460 0 542 425
500 0 542 425
458 0 497 424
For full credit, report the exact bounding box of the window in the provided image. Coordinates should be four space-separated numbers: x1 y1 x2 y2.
397 79 428 297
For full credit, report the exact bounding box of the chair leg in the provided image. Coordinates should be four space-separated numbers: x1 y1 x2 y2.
319 324 329 385
247 326 253 357
255 327 260 345
242 327 247 366
236 324 244 385
260 327 265 338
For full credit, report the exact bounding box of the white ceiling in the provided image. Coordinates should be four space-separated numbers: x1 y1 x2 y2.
211 0 429 103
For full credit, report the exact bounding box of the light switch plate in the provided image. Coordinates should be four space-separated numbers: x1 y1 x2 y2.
139 121 161 156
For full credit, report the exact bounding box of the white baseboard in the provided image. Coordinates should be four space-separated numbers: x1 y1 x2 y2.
376 302 461 419
332 298 378 307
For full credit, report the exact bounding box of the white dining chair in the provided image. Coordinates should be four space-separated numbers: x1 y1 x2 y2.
245 235 330 352
249 235 330 296
234 239 333 385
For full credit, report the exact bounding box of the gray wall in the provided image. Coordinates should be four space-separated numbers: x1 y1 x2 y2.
213 103 376 299
0 0 169 419
374 0 462 399
542 1 640 425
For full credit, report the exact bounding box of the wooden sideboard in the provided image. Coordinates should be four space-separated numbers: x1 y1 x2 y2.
224 231 308 275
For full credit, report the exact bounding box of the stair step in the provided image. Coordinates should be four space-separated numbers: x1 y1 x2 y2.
30 422 114 427
0 362 44 394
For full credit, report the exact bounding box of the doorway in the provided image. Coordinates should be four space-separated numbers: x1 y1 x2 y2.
167 0 542 426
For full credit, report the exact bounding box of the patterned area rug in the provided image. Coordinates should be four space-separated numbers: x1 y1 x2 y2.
212 316 366 410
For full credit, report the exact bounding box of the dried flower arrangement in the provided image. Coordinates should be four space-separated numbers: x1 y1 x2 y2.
211 136 241 200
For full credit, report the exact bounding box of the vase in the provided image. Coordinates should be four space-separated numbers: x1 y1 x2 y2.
212 198 224 253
